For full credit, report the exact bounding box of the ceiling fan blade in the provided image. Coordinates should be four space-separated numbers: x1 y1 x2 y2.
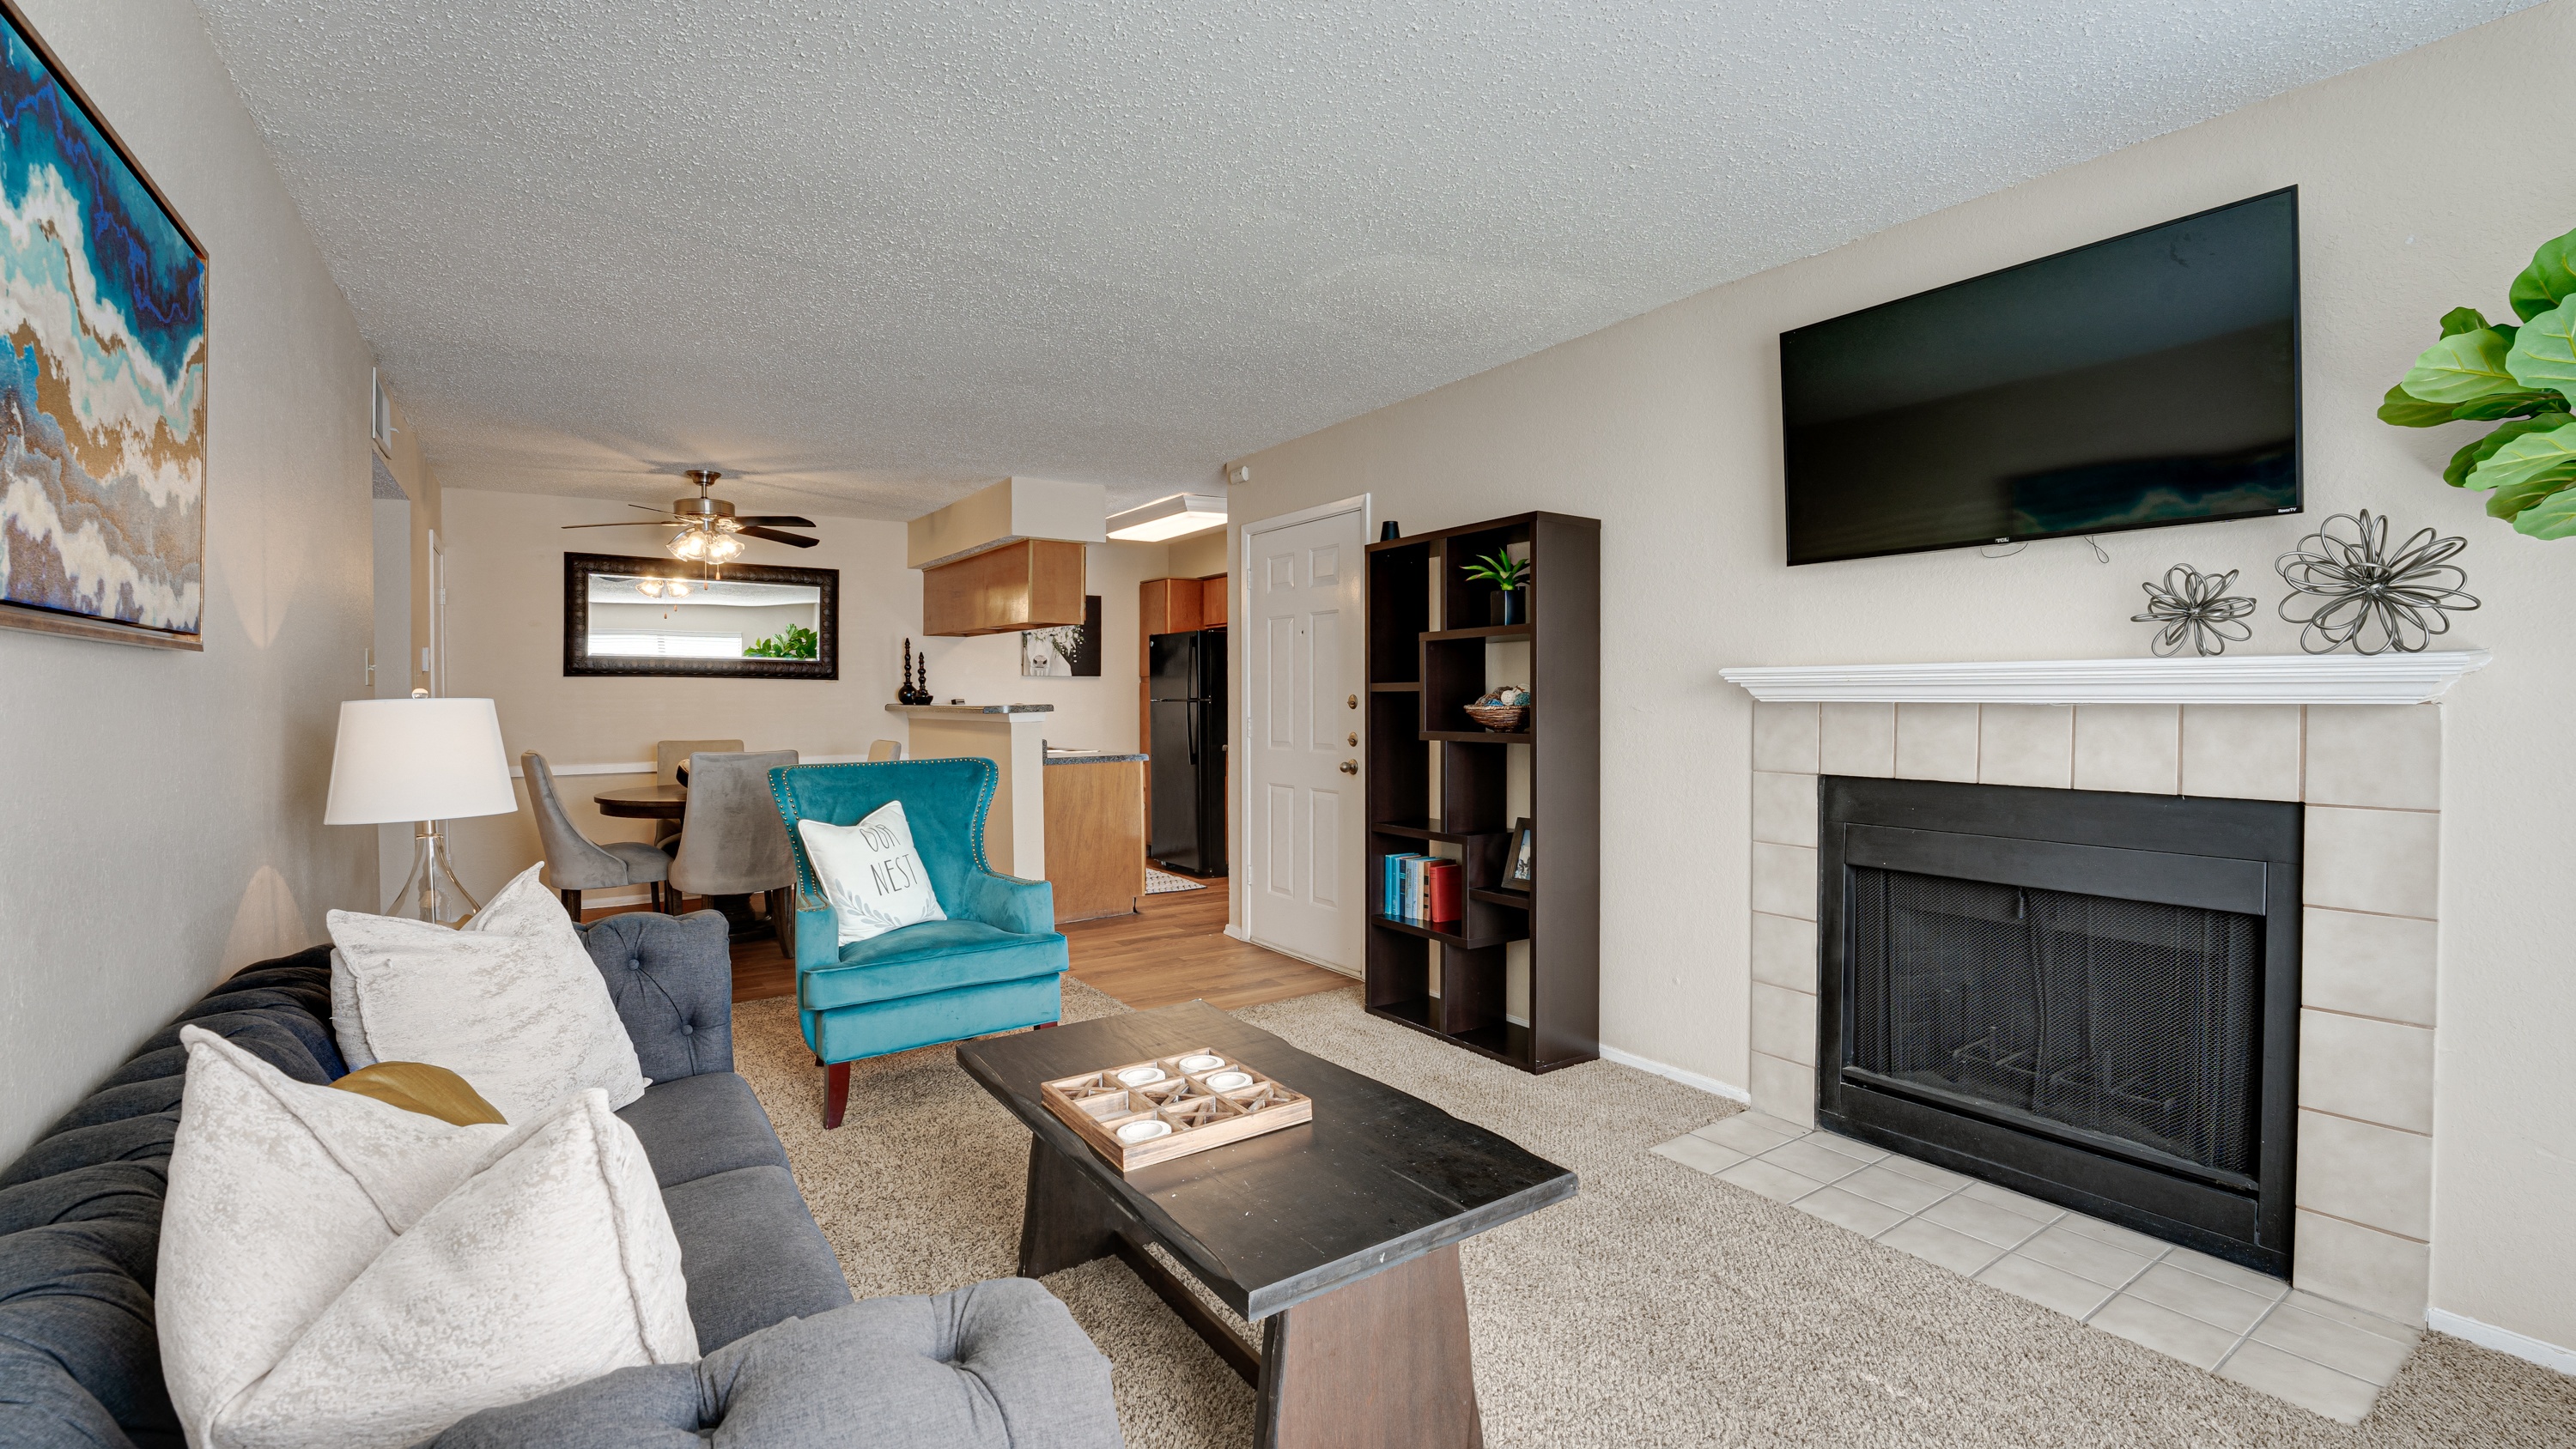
738 526 819 548
561 520 680 529
732 515 817 528
627 503 672 514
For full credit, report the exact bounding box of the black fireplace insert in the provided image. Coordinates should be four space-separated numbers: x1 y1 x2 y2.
1815 775 2301 1276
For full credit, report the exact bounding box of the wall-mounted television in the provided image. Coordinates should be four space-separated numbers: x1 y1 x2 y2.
1779 189 2300 567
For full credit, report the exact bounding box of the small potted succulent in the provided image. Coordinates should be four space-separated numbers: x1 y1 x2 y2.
1461 549 1532 625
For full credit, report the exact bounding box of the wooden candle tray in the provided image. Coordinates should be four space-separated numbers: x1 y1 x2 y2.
1038 1046 1312 1172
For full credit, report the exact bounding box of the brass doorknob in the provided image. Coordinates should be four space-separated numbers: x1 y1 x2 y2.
1338 760 1358 774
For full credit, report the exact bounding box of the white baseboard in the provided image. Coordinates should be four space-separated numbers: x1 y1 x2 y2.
2427 1308 2576 1375
1598 1045 1752 1103
1223 924 1249 942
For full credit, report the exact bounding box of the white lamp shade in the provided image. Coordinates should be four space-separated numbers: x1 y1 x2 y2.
324 697 517 825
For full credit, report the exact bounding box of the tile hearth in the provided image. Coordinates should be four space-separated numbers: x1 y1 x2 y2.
1654 1112 2421 1424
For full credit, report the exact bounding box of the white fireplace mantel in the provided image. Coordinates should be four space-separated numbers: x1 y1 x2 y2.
1718 650 2491 706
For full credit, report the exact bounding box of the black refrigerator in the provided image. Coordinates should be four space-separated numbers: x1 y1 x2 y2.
1147 627 1227 876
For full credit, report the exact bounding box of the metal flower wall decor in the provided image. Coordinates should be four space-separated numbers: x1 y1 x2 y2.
2132 566 2257 657
2275 511 2480 655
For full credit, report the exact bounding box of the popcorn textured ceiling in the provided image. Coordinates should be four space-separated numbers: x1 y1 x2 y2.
194 0 2530 519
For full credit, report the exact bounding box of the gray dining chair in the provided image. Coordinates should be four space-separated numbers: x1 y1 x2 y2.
665 749 801 955
653 738 743 850
522 752 671 918
867 738 906 761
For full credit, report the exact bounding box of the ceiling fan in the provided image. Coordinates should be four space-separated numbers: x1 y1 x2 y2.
561 469 818 563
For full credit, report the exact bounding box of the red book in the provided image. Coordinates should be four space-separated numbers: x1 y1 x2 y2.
1425 861 1462 924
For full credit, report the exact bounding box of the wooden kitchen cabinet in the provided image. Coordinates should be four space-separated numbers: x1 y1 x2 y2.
923 539 1085 636
1200 573 1227 627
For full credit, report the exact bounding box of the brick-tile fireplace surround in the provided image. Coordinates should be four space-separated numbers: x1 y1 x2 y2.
1704 653 2489 1416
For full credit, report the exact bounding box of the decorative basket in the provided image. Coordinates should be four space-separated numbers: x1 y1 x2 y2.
1463 703 1528 731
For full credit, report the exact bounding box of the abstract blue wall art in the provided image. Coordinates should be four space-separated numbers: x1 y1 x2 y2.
0 4 206 647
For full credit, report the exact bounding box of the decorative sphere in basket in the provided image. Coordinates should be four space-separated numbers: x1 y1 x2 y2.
1466 685 1531 731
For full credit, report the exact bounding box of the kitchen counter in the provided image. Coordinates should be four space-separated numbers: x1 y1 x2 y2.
1042 755 1146 923
887 704 1050 877
885 703 1054 716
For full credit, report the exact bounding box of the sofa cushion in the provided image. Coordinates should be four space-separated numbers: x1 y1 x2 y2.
581 910 736 1083
428 1282 1121 1449
801 919 1067 1011
660 1166 852 1351
614 1071 789 1190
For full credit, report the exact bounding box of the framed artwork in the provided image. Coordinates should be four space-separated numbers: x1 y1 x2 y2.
562 553 840 680
1023 593 1102 676
1504 818 1534 889
0 3 210 650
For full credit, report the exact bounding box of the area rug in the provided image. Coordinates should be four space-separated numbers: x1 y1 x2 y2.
732 985 2576 1447
1144 867 1209 894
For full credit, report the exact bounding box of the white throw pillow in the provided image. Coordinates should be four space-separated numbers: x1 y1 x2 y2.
328 863 647 1120
328 949 379 1070
157 1027 696 1449
799 800 948 946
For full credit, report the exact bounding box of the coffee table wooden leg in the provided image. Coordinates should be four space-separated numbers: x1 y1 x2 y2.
1018 1136 1135 1278
1255 1242 1481 1449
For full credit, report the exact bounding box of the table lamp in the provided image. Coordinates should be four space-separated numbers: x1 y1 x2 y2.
325 691 517 924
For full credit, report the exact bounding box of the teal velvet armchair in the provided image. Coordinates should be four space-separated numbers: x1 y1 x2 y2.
769 758 1067 1126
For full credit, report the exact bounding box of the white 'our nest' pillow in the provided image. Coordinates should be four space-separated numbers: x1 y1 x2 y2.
329 863 647 1120
156 1026 696 1449
799 799 948 946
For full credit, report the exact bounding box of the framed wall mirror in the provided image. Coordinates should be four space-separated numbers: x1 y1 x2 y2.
563 552 839 679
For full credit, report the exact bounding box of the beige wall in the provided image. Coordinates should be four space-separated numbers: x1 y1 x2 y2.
1166 526 1229 579
436 487 1167 888
0 3 379 1158
1229 0 2576 1351
374 390 443 695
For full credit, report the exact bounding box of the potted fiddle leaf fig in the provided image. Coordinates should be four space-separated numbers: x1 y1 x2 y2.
1461 549 1532 624
2381 225 2576 537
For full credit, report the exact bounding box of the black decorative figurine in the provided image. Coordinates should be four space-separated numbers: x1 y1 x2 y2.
897 639 932 704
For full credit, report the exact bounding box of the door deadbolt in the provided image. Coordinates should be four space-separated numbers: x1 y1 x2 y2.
1338 760 1358 774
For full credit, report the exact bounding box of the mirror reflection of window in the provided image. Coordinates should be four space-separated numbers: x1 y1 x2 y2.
583 574 823 660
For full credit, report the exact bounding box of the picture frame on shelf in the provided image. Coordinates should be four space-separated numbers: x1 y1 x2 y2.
1504 818 1534 889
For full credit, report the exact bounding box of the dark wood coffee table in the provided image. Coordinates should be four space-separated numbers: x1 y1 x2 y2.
956 1000 1577 1449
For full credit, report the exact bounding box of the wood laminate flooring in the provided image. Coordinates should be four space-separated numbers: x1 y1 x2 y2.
586 879 1348 1011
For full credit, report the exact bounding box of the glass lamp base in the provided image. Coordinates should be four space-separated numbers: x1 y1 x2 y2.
386 824 481 926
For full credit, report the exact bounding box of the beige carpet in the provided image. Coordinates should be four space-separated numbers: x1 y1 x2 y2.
733 985 2576 1447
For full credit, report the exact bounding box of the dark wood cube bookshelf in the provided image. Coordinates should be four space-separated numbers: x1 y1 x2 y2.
1364 511 1598 1073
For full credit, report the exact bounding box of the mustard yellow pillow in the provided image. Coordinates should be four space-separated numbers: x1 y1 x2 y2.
331 1061 508 1126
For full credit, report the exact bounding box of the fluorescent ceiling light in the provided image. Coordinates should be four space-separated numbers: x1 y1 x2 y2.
1106 493 1226 542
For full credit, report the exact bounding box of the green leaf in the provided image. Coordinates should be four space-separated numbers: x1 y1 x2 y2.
2511 483 2576 538
2510 227 2576 321
2462 415 2576 495
2451 389 2567 421
2379 384 2458 427
2507 297 2576 398
2440 306 2491 336
2445 414 2571 487
2488 471 2576 518
2405 327 2519 403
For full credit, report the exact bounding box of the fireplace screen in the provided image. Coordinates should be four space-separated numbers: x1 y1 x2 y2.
1846 867 2262 1182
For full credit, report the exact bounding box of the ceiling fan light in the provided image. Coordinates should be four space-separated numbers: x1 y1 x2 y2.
669 528 711 561
1106 493 1227 542
705 532 745 563
636 578 665 597
665 578 692 598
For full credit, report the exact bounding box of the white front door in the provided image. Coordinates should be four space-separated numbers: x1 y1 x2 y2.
1243 505 1366 972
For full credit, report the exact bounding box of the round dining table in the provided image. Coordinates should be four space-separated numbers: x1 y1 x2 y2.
593 784 687 821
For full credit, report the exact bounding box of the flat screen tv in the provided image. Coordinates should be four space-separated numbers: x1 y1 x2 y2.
1779 189 2300 566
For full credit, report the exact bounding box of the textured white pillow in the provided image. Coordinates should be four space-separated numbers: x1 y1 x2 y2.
157 1026 696 1449
799 799 948 946
328 949 378 1070
328 863 647 1120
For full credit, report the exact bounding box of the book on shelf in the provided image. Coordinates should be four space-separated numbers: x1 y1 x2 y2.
1424 859 1461 924
1381 852 1431 920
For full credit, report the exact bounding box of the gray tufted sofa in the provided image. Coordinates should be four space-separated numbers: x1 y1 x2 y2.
0 910 1123 1448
